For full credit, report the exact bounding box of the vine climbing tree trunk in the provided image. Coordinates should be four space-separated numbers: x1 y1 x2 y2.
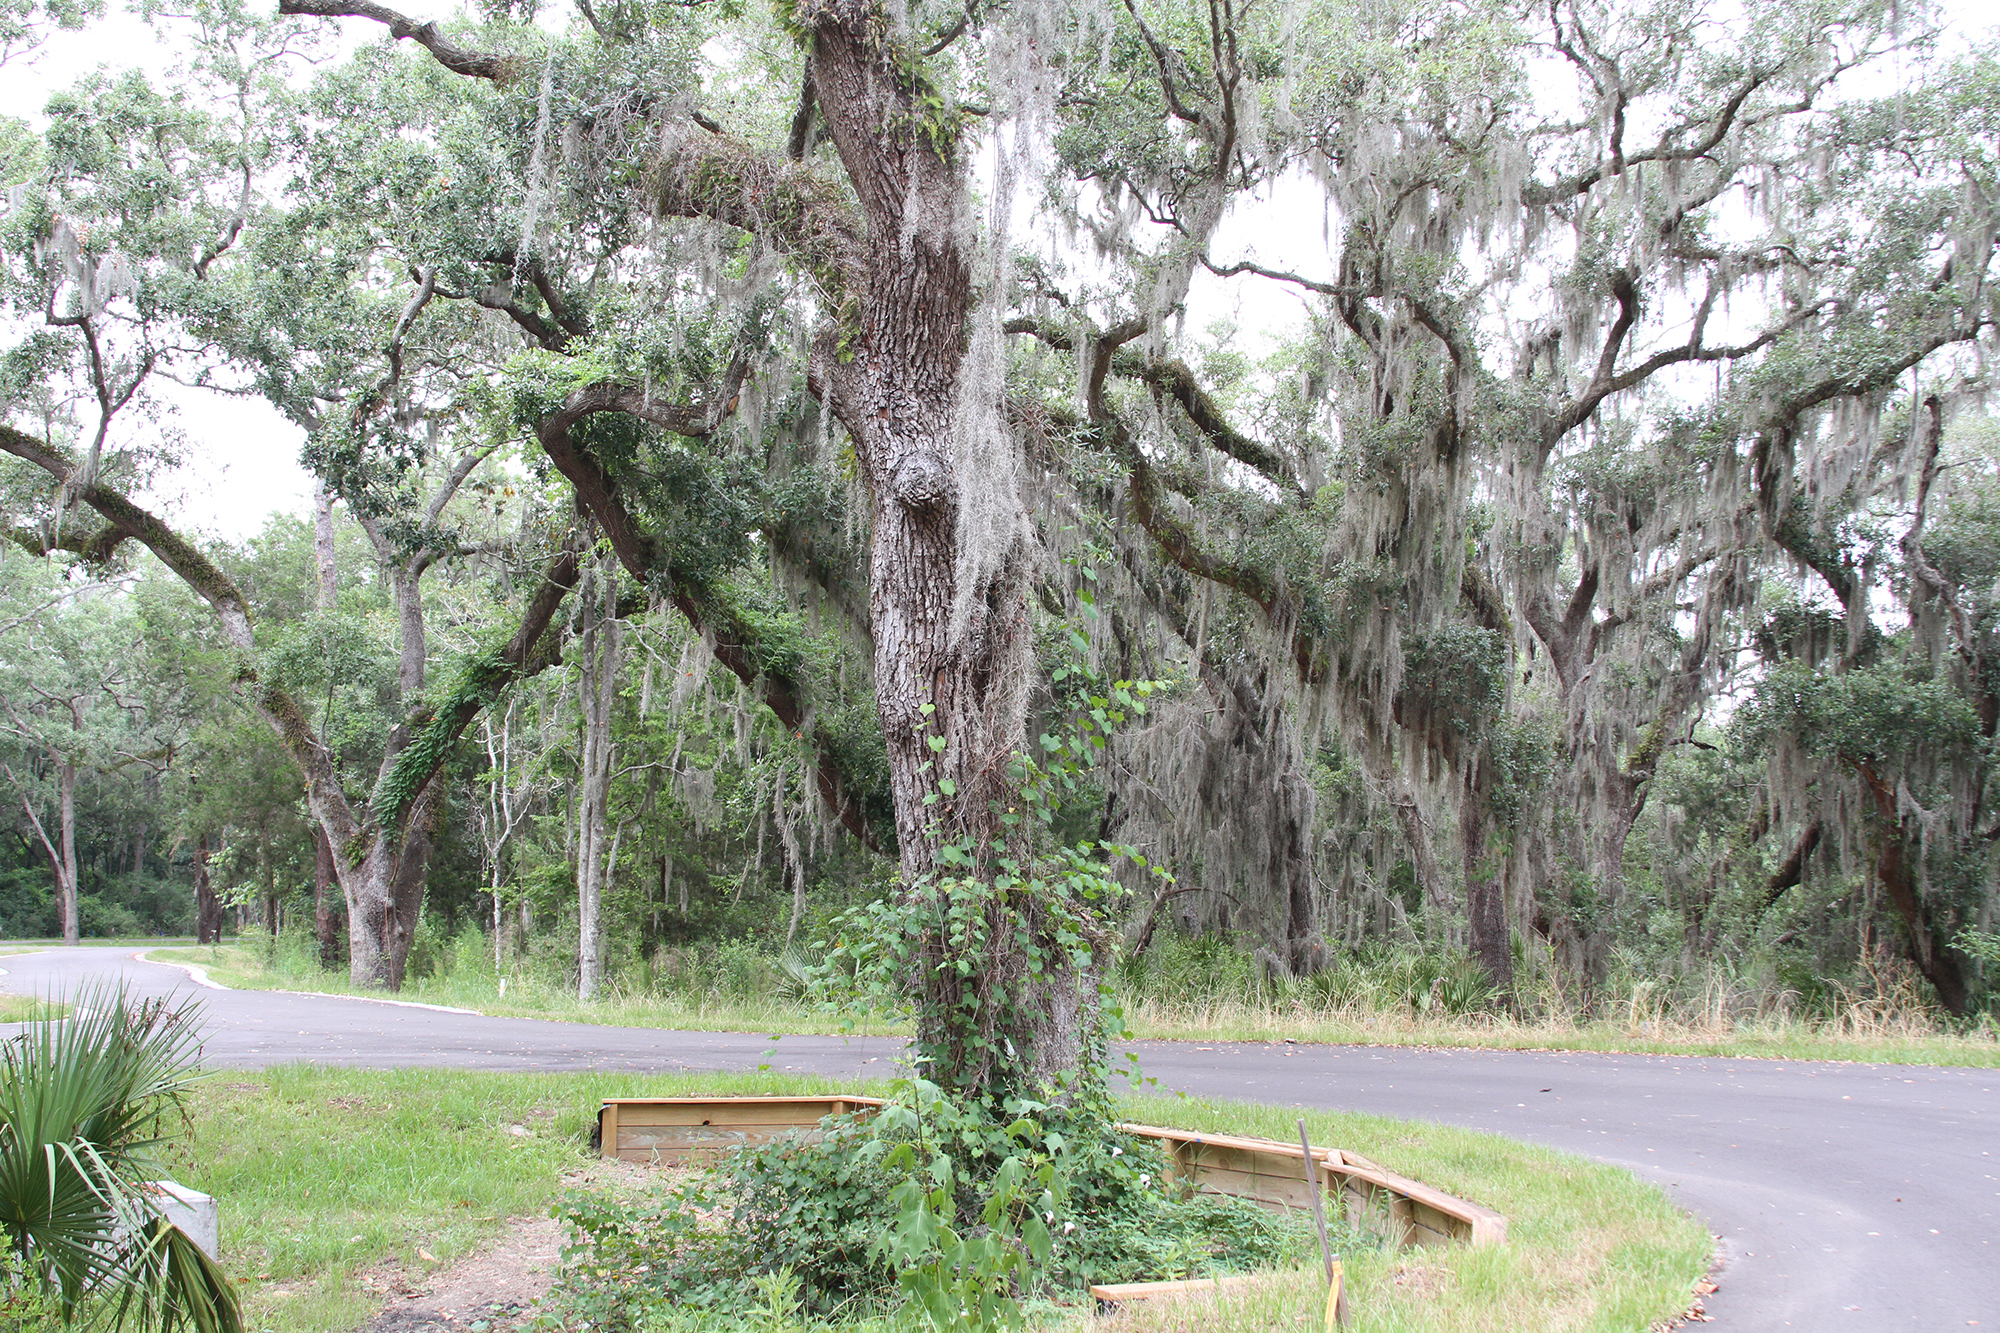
281 0 1104 1091
792 4 1099 1099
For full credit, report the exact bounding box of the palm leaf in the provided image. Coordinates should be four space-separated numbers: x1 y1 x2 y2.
0 983 239 1332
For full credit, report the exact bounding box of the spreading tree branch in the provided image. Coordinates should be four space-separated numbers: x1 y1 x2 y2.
534 386 889 851
277 0 517 81
1005 316 1304 499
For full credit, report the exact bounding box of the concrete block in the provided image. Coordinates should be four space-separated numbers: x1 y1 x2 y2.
143 1181 219 1259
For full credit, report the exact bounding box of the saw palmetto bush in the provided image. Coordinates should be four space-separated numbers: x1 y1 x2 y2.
0 987 240 1332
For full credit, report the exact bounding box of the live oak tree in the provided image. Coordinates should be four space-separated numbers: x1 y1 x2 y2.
0 4 585 986
4 0 1997 1060
268 0 1124 1095
247 0 2000 1049
1006 0 2000 1004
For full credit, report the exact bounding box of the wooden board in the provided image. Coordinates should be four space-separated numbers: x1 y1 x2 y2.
598 1096 882 1164
1088 1274 1267 1304
1323 1148 1508 1245
593 1097 1507 1248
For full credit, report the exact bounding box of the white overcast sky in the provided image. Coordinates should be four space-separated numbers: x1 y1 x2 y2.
2 2 1993 542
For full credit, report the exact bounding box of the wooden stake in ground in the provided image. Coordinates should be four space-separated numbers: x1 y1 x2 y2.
1298 1120 1348 1328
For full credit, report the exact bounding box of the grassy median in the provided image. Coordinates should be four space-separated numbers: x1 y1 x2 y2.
172 1066 1708 1333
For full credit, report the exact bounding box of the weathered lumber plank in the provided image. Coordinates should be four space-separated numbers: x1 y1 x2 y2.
594 1097 1507 1249
598 1095 883 1163
1088 1274 1267 1304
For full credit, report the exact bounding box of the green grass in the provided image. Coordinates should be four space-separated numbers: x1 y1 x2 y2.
177 1066 869 1333
1115 996 2000 1067
145 943 2000 1068
0 995 69 1022
177 1068 1707 1333
143 943 902 1034
1076 1096 1711 1333
2 937 199 948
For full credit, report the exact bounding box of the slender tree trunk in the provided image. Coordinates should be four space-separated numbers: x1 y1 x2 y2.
57 757 78 946
313 480 338 608
1392 799 1451 936
308 482 344 971
262 843 278 940
576 553 620 1002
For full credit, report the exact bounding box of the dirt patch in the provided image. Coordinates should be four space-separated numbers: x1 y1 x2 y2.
354 1216 562 1332
350 1159 662 1332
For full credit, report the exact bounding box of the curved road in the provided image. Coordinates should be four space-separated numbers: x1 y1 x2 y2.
3 947 1993 1329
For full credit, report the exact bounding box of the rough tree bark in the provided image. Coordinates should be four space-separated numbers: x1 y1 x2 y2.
193 835 224 944
282 0 1099 1093
784 2 1096 1097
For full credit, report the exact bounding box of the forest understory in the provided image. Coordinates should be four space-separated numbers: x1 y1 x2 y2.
142 926 2000 1067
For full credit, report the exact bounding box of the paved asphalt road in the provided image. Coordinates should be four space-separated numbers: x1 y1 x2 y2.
3 947 1994 1330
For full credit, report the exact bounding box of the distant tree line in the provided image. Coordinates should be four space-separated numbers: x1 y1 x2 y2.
2 0 1998 1098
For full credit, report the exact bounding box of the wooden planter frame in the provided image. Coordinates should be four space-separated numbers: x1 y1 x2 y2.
596 1095 1505 1250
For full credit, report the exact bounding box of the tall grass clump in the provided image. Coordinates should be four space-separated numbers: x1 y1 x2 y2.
0 985 241 1332
1099 929 2000 1063
158 924 1999 1063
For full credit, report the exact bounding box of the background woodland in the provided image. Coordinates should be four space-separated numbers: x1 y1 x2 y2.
4 0 1999 1036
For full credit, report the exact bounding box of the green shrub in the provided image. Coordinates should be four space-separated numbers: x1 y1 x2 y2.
541 1079 1340 1331
77 896 148 940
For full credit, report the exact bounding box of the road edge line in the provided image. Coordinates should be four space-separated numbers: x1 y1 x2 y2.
131 952 482 1015
135 951 225 990
270 989 483 1016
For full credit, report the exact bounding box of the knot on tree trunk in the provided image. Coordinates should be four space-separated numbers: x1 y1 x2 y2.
888 451 951 512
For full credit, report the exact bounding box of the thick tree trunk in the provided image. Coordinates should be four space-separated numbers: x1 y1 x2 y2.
193 836 224 944
1873 829 1970 1014
313 827 340 968
1856 764 1972 1014
334 792 437 989
800 3 1097 1099
1460 755 1511 996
